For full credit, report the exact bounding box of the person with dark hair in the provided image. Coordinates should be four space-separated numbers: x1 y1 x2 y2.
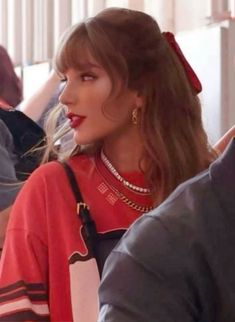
0 45 22 108
0 46 23 248
0 46 44 251
98 137 235 322
0 8 216 322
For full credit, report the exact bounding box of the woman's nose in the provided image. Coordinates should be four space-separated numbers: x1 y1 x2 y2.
59 83 77 106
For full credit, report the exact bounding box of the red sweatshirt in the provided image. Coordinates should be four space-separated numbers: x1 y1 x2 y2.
0 153 152 321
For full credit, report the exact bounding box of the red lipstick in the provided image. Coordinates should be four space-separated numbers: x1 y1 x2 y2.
66 113 86 129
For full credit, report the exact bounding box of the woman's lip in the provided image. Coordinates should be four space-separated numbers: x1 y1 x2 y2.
66 113 86 129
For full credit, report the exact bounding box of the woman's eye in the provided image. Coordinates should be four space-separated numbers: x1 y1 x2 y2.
60 77 68 84
58 73 67 82
80 73 96 81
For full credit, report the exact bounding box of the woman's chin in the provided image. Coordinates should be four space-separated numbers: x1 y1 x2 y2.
73 132 91 146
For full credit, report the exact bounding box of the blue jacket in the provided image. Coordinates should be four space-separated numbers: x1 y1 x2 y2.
99 138 235 322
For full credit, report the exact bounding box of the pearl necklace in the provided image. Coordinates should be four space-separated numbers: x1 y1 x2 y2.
100 150 150 194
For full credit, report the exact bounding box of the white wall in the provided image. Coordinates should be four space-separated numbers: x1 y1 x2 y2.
1 0 233 65
177 25 228 144
174 0 210 32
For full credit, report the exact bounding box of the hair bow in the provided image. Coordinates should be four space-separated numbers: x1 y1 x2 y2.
163 32 202 94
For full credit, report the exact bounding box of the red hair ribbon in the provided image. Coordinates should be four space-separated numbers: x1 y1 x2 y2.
163 32 202 94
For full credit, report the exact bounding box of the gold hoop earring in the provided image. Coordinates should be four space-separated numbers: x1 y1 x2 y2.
132 108 138 125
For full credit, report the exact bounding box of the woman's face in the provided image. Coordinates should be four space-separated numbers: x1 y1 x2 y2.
59 53 140 146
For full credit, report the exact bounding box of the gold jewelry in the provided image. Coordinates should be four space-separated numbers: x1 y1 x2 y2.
132 108 138 125
95 153 153 213
115 190 153 212
101 150 150 194
98 172 153 213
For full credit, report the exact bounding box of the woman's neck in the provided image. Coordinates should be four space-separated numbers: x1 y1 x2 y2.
102 130 144 173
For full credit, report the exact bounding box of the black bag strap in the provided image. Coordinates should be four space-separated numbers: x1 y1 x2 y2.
60 161 83 203
59 162 99 272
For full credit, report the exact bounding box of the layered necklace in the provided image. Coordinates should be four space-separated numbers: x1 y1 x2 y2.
97 150 153 213
101 150 150 194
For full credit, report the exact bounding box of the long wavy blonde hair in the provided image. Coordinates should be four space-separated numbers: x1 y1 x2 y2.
43 8 217 205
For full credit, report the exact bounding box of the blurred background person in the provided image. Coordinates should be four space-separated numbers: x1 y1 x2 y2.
0 119 20 253
0 45 23 252
0 46 47 252
19 69 64 128
0 45 22 109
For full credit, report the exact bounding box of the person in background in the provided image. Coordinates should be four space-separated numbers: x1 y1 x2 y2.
18 69 69 151
19 69 64 128
0 46 50 251
0 45 22 109
98 137 235 322
0 120 20 253
0 8 216 322
0 45 23 250
0 56 71 253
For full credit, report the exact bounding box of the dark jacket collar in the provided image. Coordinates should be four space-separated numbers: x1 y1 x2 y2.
210 138 235 215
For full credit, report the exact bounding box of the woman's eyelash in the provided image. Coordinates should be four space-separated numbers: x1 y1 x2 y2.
60 76 67 82
59 72 96 82
57 72 67 81
80 73 96 81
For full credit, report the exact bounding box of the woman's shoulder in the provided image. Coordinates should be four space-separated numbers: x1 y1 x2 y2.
30 160 69 180
68 153 95 170
30 154 95 181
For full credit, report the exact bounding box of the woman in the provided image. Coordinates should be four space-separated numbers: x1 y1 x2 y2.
0 8 216 322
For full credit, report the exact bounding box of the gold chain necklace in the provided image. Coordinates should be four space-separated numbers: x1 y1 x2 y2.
115 190 153 212
96 156 153 213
